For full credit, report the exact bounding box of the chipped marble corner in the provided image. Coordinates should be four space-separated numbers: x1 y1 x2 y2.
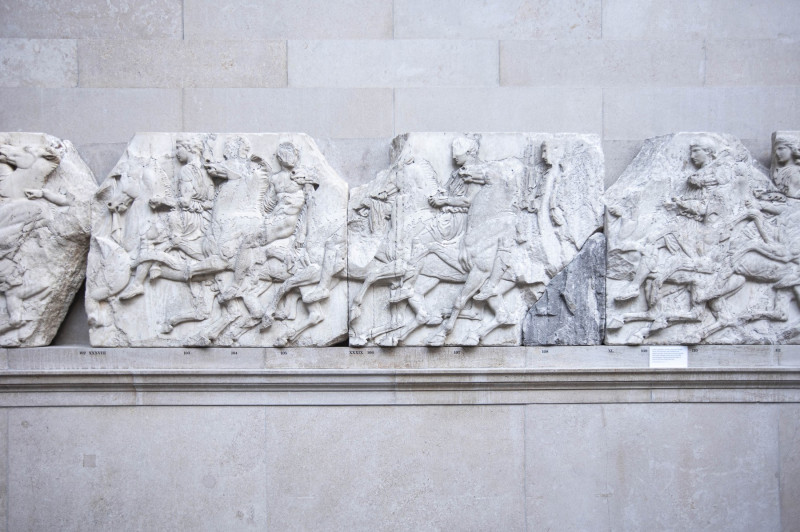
86 133 348 347
347 132 605 347
0 132 96 346
605 132 800 345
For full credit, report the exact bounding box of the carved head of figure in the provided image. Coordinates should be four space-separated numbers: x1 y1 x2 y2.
541 139 565 167
451 136 480 167
689 136 718 169
175 136 202 164
223 135 251 162
276 142 300 170
773 134 800 167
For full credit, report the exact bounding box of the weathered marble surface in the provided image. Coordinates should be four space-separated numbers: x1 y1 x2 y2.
606 132 800 344
0 132 95 346
86 133 348 347
523 232 605 345
348 132 604 346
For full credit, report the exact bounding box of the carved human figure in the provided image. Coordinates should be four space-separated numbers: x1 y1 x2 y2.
605 132 799 344
88 133 348 347
772 134 800 199
425 146 526 346
388 137 485 345
118 137 215 301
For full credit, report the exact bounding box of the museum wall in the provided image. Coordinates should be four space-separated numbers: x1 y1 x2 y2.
2 1 800 530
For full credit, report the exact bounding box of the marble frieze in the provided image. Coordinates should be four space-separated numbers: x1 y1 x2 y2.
606 132 800 344
86 133 348 347
0 132 96 346
347 132 605 346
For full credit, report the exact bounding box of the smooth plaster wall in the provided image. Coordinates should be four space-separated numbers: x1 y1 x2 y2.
1 403 798 531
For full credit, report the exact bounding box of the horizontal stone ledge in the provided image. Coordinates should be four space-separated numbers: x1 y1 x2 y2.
1 365 799 407
3 345 799 371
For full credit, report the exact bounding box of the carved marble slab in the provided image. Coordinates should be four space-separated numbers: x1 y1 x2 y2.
605 132 800 344
0 132 96 346
86 133 348 347
523 232 606 345
348 132 604 346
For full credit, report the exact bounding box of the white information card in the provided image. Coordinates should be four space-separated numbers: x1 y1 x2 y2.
649 346 689 368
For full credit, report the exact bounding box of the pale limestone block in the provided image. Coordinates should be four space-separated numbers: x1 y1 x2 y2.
603 139 643 188
523 232 605 345
395 88 603 134
0 88 182 145
348 132 604 346
75 143 128 184
0 0 181 39
606 132 800 344
0 88 45 132
603 87 800 142
525 404 611 529
779 405 800 531
184 88 393 139
7 407 267 530
0 132 96 346
395 0 601 39
500 40 704 87
264 405 525 530
0 39 77 88
45 89 183 145
313 137 391 187
50 289 89 346
706 39 800 86
527 404 781 530
78 40 287 88
604 0 800 40
288 40 499 88
0 408 6 529
87 133 348 347
184 0 392 40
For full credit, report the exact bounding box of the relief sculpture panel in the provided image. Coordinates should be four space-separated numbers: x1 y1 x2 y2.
348 132 604 346
86 133 348 347
606 132 800 344
0 133 96 346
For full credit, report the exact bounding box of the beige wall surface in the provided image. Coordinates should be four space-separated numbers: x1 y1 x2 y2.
0 403 798 531
2 3 800 530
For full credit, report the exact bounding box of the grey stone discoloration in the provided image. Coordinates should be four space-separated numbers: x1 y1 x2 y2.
395 0 601 39
265 405 526 530
779 405 800 531
0 0 182 39
526 404 782 530
394 88 603 134
78 40 287 88
289 40 499 88
86 133 348 347
7 407 268 530
606 132 800 344
524 232 605 346
0 39 77 88
183 88 394 139
0 133 96 346
348 132 604 346
185 0 393 39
